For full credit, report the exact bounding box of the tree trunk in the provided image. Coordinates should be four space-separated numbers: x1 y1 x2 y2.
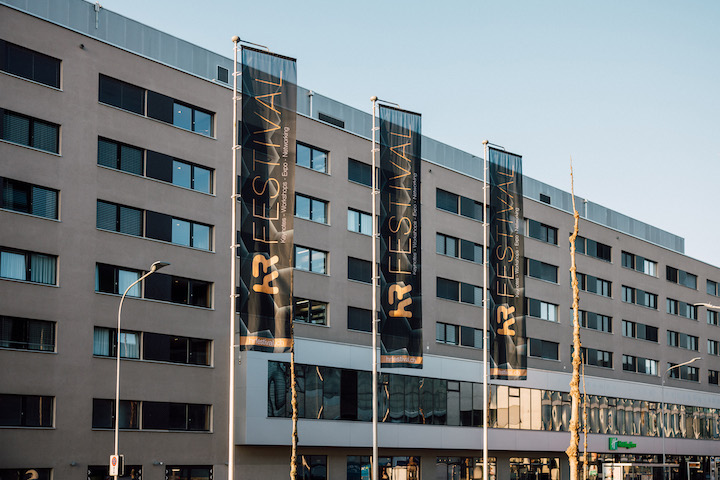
290 322 298 480
566 160 582 480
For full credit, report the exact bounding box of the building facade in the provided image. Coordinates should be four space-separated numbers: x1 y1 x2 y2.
1 1 719 480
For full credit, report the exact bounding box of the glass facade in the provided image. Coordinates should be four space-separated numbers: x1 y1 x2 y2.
268 361 720 440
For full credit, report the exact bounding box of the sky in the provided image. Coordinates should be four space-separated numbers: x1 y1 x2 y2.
99 0 720 267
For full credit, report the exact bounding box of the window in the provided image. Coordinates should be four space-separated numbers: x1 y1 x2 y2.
166 466 213 480
526 258 558 283
1 39 60 88
95 263 141 297
144 332 210 365
91 398 140 429
295 193 328 224
145 210 212 250
526 219 557 245
96 200 143 236
666 298 697 320
436 233 458 257
667 331 698 351
1 469 51 480
295 246 327 274
144 272 211 307
295 455 327 480
709 339 719 356
436 278 482 306
622 355 658 375
707 280 719 296
529 339 559 360
348 208 372 235
0 394 53 427
621 285 656 308
667 363 699 382
1 108 59 153
143 402 210 431
710 370 719 385
348 306 372 332
666 266 697 289
459 239 484 264
580 347 613 368
621 251 657 276
0 316 54 351
297 142 328 173
98 138 213 193
579 310 611 333
436 189 458 214
527 298 558 322
575 236 611 262
0 247 56 285
621 320 657 342
348 158 372 187
709 310 719 326
1 177 58 219
93 327 140 359
93 400 210 431
436 189 484 221
348 257 371 283
577 273 611 297
318 112 344 128
539 193 551 204
436 322 459 345
99 74 144 114
294 298 328 325
99 75 214 136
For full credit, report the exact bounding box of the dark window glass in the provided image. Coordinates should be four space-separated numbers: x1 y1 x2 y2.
1 108 59 153
1 177 58 219
459 239 483 263
1 40 60 88
97 138 143 175
296 193 328 224
145 150 174 183
436 189 458 214
529 339 559 360
460 196 483 221
295 246 327 274
96 200 143 236
0 315 55 351
295 455 327 480
348 257 372 283
348 158 372 187
165 466 212 480
88 465 142 480
348 306 372 332
0 394 53 427
340 369 358 420
666 266 678 283
91 398 139 429
98 74 144 114
217 66 229 83
526 258 558 283
436 277 459 301
0 468 52 480
143 332 210 365
147 90 174 123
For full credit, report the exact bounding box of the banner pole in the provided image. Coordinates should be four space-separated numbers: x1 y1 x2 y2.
370 96 379 480
228 36 241 480
482 139 489 480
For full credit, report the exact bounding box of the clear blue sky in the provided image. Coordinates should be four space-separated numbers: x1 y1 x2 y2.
100 0 720 267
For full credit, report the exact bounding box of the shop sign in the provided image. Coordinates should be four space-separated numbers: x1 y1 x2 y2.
609 437 637 450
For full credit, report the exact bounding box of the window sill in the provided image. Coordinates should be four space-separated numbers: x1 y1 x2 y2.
94 291 213 310
528 356 560 362
0 277 58 288
525 276 559 286
348 179 372 189
295 269 329 277
621 370 659 377
524 235 559 248
99 101 216 139
529 316 560 325
97 165 216 197
435 340 483 351
0 426 55 430
620 265 658 278
97 227 215 253
91 427 212 433
622 301 657 310
436 252 483 266
0 347 57 354
348 229 372 237
436 297 483 308
294 321 330 328
0 208 60 222
0 138 61 156
296 164 331 176
295 216 330 227
1 70 62 91
92 354 213 368
436 207 484 224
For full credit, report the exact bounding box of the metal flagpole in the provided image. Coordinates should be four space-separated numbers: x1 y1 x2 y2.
370 96 379 480
482 140 489 480
229 35 241 480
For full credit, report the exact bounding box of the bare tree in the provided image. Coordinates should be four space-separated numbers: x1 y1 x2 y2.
566 160 582 480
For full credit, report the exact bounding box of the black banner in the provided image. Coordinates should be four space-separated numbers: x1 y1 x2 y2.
379 105 422 368
238 47 296 352
488 146 526 379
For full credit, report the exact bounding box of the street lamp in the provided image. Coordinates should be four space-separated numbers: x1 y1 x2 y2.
661 356 701 480
113 261 169 479
693 302 720 309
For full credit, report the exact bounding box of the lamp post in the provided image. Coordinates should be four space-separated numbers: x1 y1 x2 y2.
661 356 701 480
113 261 169 479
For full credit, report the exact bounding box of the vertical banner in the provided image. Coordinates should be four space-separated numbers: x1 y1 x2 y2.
488 147 526 379
379 105 422 368
239 47 296 352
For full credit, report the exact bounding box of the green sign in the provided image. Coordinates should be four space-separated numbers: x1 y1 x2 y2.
609 437 637 450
